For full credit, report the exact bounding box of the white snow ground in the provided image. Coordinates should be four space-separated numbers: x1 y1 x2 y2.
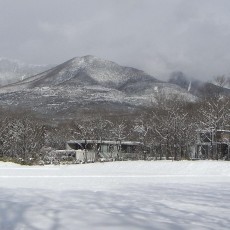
0 160 230 230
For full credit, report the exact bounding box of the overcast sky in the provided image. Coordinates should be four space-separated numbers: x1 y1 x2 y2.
1 0 230 80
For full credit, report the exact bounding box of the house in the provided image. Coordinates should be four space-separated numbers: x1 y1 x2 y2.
196 129 230 160
66 140 143 162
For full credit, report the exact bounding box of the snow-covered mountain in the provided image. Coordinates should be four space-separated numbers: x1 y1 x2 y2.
1 55 160 90
0 58 52 86
0 55 195 119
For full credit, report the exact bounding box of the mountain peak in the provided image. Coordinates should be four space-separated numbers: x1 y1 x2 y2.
71 55 97 61
70 55 114 67
0 55 159 92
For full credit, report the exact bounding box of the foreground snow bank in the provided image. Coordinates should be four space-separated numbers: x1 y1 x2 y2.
0 161 230 230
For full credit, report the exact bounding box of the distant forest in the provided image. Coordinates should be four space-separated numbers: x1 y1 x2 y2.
0 76 229 164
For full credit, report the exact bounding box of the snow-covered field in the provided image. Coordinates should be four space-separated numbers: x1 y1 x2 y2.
0 160 230 230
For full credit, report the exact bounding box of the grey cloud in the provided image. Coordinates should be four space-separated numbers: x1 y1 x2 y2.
0 0 230 80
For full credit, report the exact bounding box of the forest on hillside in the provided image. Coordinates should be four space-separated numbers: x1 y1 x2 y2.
0 76 229 164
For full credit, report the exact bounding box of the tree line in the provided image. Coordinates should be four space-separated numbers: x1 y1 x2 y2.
0 78 230 164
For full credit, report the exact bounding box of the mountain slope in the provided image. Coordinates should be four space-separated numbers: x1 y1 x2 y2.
0 58 52 86
168 71 230 97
